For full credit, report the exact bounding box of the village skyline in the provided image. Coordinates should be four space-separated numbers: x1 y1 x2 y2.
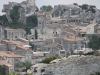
0 0 100 15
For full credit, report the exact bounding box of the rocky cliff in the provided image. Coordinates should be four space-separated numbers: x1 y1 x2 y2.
2 0 37 23
51 4 81 17
45 55 100 75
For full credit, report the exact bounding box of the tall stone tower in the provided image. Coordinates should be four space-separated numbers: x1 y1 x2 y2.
27 0 35 6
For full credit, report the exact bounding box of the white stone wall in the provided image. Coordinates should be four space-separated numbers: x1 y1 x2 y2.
6 30 26 40
97 29 100 34
87 27 94 34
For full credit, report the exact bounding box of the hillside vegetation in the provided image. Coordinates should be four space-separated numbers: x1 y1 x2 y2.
0 5 38 34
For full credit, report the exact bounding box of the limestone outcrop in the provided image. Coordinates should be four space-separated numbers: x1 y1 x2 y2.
2 0 37 23
45 55 100 75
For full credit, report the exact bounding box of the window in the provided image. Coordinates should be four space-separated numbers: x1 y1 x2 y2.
60 51 65 54
56 32 57 35
15 36 17 38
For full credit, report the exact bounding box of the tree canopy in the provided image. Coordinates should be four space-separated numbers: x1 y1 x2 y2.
15 61 32 72
0 65 6 75
79 4 96 13
0 5 38 34
88 35 100 50
73 3 78 6
10 5 20 23
41 55 60 64
40 5 53 12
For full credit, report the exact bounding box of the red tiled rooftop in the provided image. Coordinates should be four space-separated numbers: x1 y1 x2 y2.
0 60 8 65
0 51 24 58
0 60 13 67
16 45 29 50
63 37 77 42
64 31 74 35
8 42 16 45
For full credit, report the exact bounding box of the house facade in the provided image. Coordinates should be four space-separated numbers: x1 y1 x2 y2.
4 28 26 41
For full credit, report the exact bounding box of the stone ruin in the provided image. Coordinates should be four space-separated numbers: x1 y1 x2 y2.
2 0 37 23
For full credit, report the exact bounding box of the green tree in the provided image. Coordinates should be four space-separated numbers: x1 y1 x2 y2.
0 15 8 23
24 61 32 72
26 15 38 28
90 72 100 75
81 4 88 10
73 3 78 6
26 73 32 75
26 15 38 34
15 61 32 72
0 65 6 75
10 5 20 23
8 72 20 75
34 28 38 39
15 62 25 69
0 5 38 35
88 35 100 50
89 7 96 13
41 55 60 64
40 5 53 12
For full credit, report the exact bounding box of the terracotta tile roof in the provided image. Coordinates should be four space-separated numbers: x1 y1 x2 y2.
43 42 59 48
0 51 24 58
16 45 29 50
3 40 29 51
0 60 8 65
5 63 14 67
19 38 28 42
63 37 77 42
0 60 13 67
8 42 16 45
64 31 74 35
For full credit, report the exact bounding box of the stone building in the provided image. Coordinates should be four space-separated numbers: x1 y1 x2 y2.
38 24 62 40
0 60 14 75
4 28 26 40
1 39 32 62
0 51 24 75
0 44 7 51
0 25 5 39
0 21 5 39
0 51 24 65
37 12 46 30
43 42 62 56
62 37 84 54
67 17 81 25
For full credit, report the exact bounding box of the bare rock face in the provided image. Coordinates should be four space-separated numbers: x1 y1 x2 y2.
51 4 81 17
2 0 37 23
45 55 100 75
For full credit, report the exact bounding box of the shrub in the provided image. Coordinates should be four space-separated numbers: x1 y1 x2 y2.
41 55 60 64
